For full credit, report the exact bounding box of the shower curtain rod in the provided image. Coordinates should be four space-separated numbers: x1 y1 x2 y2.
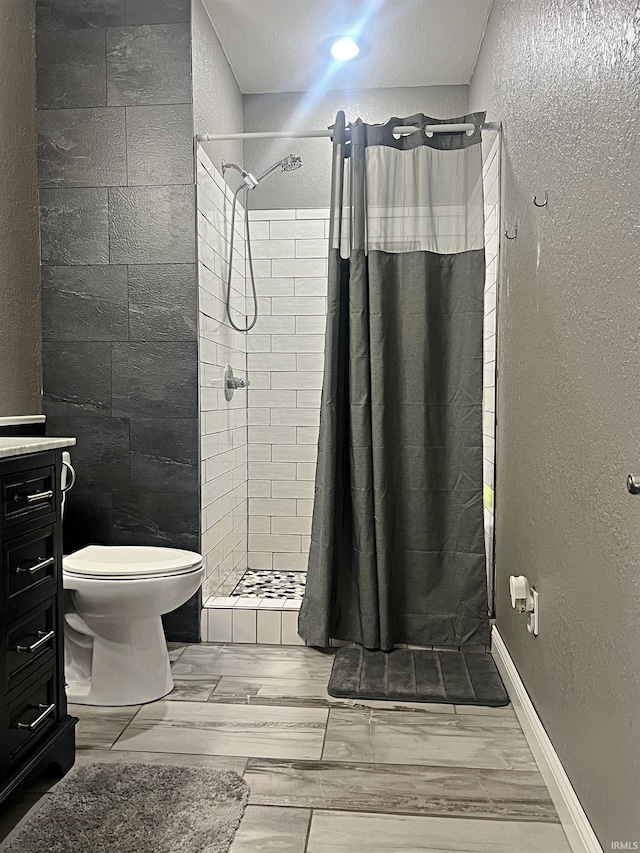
196 122 500 142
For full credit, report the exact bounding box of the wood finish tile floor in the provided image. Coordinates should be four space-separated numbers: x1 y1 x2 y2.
0 643 573 852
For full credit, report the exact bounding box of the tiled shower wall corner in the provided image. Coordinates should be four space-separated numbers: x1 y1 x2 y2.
197 148 249 601
246 210 330 573
482 134 500 609
196 177 330 598
36 0 201 642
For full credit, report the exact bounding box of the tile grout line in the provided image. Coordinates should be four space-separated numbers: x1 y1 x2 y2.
303 807 314 853
318 704 332 762
244 800 562 825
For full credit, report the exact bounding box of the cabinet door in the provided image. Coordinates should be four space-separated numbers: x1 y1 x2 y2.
3 666 58 773
4 598 58 697
2 525 58 620
1 466 56 529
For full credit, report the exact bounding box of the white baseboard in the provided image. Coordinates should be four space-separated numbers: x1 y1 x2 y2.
491 626 603 853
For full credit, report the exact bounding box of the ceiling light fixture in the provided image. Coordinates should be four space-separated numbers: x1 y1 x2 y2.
330 37 360 61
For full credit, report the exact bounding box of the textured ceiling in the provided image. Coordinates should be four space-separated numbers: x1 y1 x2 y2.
203 0 493 94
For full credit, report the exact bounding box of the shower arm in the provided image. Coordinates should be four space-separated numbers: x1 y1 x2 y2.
221 160 243 175
221 159 260 191
221 159 252 184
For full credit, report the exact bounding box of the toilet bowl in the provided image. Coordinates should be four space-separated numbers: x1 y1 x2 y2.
63 545 204 707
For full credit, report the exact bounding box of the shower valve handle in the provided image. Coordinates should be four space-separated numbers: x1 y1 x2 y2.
227 376 249 390
223 364 249 401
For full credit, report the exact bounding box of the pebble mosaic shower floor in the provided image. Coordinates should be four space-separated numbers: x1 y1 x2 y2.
231 569 307 599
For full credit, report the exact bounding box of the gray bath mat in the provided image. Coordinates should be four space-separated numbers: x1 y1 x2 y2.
328 646 510 707
4 763 249 853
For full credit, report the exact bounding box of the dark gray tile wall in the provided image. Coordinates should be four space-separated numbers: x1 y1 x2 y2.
128 264 197 339
106 24 192 106
38 109 127 187
108 186 196 263
41 265 129 341
125 0 190 26
36 29 109 109
36 0 126 30
40 188 110 264
37 0 200 641
125 105 195 185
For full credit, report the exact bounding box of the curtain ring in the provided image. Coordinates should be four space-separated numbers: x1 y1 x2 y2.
505 224 518 240
533 190 548 208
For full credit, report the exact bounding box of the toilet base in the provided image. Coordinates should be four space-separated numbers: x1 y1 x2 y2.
65 616 174 706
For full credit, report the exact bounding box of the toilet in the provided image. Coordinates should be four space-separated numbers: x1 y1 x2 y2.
63 545 204 706
60 452 204 706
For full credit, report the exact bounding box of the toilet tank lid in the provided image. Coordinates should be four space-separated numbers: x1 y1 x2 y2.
63 545 203 578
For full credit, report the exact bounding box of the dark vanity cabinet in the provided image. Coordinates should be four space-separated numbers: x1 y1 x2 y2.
0 449 76 803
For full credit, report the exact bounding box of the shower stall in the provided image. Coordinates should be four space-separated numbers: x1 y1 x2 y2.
195 123 500 646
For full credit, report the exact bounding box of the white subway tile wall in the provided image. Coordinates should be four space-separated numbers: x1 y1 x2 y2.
246 208 330 574
482 135 500 609
197 147 249 601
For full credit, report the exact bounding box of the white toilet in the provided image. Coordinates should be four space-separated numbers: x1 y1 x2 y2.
62 545 204 705
60 452 204 706
63 545 204 706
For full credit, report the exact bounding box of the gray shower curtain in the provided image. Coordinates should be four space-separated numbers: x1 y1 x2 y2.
298 111 489 651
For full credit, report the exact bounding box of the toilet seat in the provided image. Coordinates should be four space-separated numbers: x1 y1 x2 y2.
63 545 203 580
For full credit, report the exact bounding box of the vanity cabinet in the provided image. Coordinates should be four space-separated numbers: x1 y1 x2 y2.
0 448 76 803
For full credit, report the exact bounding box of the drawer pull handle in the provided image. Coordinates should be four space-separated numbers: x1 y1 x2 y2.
17 703 56 731
24 489 54 505
16 630 55 654
16 556 55 576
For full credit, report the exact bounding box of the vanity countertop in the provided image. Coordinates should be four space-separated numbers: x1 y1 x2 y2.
0 415 46 426
0 437 76 460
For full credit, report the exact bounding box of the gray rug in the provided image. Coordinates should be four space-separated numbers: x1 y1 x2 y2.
5 763 249 853
328 647 510 706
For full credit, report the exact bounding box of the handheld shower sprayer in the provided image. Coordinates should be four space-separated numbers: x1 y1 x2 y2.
221 155 303 333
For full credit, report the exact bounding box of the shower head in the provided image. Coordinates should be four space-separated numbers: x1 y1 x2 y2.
252 154 303 186
281 154 302 172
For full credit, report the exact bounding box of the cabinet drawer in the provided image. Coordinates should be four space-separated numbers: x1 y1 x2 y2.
1 465 56 528
7 667 58 766
3 525 58 616
5 599 58 696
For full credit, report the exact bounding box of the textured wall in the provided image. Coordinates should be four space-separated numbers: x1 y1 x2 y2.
36 0 200 641
243 86 469 209
0 0 42 416
192 0 243 182
470 0 640 847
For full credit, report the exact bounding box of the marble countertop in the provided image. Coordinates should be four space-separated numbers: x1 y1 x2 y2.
0 437 76 460
0 415 46 426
